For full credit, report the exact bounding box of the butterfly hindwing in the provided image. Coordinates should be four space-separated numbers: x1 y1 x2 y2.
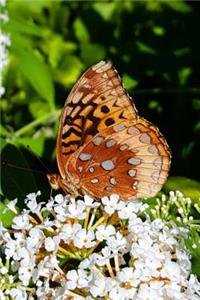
66 118 171 199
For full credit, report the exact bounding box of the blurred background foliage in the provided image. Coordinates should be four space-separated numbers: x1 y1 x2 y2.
1 0 200 202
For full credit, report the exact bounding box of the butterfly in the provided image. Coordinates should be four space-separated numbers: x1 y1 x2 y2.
47 61 171 200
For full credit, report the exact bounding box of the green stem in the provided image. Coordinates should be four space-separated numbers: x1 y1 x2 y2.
14 109 61 138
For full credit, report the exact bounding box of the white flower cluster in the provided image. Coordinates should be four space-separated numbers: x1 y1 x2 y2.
0 0 10 98
0 192 200 300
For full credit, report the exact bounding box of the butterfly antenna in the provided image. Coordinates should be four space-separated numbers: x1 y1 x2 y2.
2 161 47 175
26 145 51 173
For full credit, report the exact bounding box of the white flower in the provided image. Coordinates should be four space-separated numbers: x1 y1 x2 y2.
137 282 164 300
79 253 99 269
0 191 200 299
18 247 34 267
0 266 8 274
12 213 31 230
25 191 43 212
54 194 65 204
4 198 18 213
188 274 200 297
59 222 82 243
44 237 58 252
90 276 113 297
96 224 116 241
95 246 112 266
9 287 28 300
66 269 91 290
5 233 25 260
117 200 147 219
0 0 6 6
160 260 181 281
102 194 120 215
18 265 34 286
84 195 100 208
106 231 127 253
66 200 86 219
118 267 134 283
27 227 44 251
73 228 95 249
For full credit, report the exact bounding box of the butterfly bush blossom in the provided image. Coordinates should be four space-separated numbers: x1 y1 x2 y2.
0 192 200 300
0 0 10 98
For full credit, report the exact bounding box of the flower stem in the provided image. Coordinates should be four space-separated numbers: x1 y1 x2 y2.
90 215 105 231
14 109 61 138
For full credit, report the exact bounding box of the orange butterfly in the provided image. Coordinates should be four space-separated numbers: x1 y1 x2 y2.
48 61 171 200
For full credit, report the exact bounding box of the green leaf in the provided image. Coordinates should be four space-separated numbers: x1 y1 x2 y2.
81 44 106 66
54 55 83 87
17 136 47 157
185 229 200 278
152 26 165 36
163 176 200 202
93 2 116 21
165 1 192 13
173 48 190 57
148 100 163 113
136 41 157 55
0 126 10 139
11 39 55 109
192 99 200 110
0 201 15 228
123 74 138 89
1 143 38 205
194 121 200 133
73 18 90 44
47 37 77 69
3 13 41 36
178 67 192 86
29 100 51 119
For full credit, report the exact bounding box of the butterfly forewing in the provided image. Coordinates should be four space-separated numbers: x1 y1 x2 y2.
56 61 137 179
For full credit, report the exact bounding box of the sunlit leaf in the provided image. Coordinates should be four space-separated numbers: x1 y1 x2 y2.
29 100 51 119
47 37 77 68
81 44 106 66
152 26 165 36
0 201 16 227
165 1 192 13
11 42 55 109
123 74 138 89
93 2 116 21
178 67 192 86
136 41 157 55
73 18 90 43
0 126 10 138
3 13 41 36
17 136 47 157
54 55 83 87
148 100 163 113
163 176 200 202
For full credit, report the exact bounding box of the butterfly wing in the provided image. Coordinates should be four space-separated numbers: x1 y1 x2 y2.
56 61 138 179
67 118 171 199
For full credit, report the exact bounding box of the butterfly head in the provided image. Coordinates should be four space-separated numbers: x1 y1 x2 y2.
47 173 81 196
47 173 61 190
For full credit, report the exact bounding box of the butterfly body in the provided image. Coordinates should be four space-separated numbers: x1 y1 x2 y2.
48 61 171 200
